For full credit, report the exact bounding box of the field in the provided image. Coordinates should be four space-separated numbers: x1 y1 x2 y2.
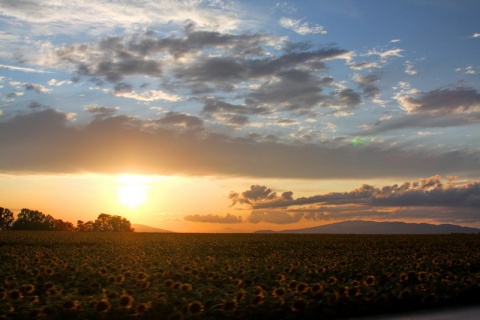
1 232 480 319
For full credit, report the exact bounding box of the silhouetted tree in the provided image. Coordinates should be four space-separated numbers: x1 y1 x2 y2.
0 207 14 230
13 208 49 230
3 207 133 232
52 219 75 231
82 213 134 232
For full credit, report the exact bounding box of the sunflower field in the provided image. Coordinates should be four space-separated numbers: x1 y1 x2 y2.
1 232 480 319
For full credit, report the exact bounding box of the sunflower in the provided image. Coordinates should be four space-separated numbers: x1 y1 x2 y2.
95 299 110 313
292 299 307 312
119 294 134 309
272 287 286 298
136 302 149 314
364 275 376 286
9 290 23 301
296 282 309 294
187 301 204 316
222 299 237 312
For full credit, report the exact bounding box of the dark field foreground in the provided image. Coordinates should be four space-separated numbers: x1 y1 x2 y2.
1 232 480 319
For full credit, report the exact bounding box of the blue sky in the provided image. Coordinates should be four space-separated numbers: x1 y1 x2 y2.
0 0 479 231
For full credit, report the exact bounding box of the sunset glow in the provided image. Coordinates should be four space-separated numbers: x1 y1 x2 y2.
0 1 479 232
117 175 148 208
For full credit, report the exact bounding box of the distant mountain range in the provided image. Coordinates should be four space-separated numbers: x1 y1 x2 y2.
131 224 174 233
254 220 480 234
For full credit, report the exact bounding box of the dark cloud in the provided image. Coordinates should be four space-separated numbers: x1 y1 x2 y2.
6 92 21 98
184 213 243 224
201 98 269 126
28 101 44 109
113 82 133 93
399 86 480 114
176 57 246 82
156 111 204 129
92 59 162 82
84 105 118 118
53 29 354 113
353 74 381 98
129 26 269 59
358 112 480 135
249 70 324 110
230 176 480 224
330 88 362 110
56 42 162 83
229 184 277 206
1 109 478 177
233 176 480 210
357 87 480 135
275 119 298 125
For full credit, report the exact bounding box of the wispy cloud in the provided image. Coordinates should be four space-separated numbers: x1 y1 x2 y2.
366 48 403 61
455 66 477 75
110 89 181 102
184 213 243 223
0 64 52 74
8 81 52 93
0 0 243 35
279 17 327 35
404 60 417 75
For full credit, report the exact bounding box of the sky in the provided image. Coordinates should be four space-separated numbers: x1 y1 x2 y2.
0 0 479 232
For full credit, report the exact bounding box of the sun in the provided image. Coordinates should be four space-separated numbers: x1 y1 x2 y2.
117 175 149 208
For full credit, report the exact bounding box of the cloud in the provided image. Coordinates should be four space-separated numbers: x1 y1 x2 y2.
239 176 480 209
0 109 478 178
46 28 356 115
247 210 304 224
201 98 270 126
156 111 204 129
111 89 181 102
348 61 382 70
230 176 480 224
398 86 480 114
0 0 242 35
279 17 327 35
366 48 403 61
248 69 359 112
404 60 417 75
8 81 51 93
0 63 52 73
352 74 381 98
229 184 278 205
84 104 119 118
357 112 480 135
184 213 243 223
455 66 477 75
48 79 71 86
348 45 404 72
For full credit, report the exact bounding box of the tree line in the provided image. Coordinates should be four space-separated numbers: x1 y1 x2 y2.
0 207 134 232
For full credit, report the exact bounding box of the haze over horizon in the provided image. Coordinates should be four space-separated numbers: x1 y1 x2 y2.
1 0 479 232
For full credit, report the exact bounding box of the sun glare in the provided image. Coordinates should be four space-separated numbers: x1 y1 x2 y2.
117 175 149 208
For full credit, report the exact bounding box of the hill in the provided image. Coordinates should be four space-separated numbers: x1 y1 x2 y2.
131 224 174 233
254 220 480 234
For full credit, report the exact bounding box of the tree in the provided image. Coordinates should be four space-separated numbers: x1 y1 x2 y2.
0 207 14 230
52 219 75 231
78 214 134 232
13 208 48 230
